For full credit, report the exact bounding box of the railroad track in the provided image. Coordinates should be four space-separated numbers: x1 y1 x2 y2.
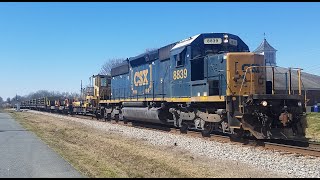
39 111 320 158
263 141 320 158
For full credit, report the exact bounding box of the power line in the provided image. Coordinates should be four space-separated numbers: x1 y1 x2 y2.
304 64 320 71
303 64 320 71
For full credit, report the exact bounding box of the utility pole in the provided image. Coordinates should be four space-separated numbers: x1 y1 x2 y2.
15 93 20 111
81 80 83 98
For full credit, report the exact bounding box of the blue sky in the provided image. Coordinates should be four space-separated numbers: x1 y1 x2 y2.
1 2 320 99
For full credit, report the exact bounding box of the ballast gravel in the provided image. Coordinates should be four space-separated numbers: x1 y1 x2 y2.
27 110 320 178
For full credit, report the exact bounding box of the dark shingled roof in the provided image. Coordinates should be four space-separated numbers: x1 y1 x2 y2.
266 67 320 90
254 38 277 53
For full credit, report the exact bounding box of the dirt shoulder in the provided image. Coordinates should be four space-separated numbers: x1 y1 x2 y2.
8 110 286 178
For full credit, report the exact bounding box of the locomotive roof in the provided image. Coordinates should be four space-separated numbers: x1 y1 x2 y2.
171 34 201 50
92 74 111 78
171 33 249 51
112 33 250 74
128 32 249 62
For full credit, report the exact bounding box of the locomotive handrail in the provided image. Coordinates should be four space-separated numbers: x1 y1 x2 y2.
239 66 304 96
238 66 305 111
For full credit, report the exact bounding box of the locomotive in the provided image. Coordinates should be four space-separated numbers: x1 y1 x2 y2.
21 33 307 141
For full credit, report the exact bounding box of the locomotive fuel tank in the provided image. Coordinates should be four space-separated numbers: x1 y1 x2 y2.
122 107 167 124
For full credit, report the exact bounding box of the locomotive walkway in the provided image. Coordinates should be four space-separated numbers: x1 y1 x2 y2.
0 112 84 178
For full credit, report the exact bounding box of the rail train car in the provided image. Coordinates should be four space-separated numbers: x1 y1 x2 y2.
47 97 57 113
71 74 112 117
21 32 307 141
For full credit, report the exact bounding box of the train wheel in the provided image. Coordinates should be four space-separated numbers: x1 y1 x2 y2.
201 122 213 137
123 117 128 124
180 122 188 134
230 128 244 142
115 114 119 123
106 113 111 121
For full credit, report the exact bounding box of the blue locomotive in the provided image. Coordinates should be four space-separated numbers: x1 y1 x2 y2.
105 32 307 140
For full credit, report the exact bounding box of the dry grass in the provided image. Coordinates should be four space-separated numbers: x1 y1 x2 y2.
7 110 284 178
8 111 213 178
306 112 320 142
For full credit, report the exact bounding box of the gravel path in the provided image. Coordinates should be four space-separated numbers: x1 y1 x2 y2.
28 110 320 178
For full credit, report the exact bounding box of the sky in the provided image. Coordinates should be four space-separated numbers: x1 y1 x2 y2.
1 2 320 100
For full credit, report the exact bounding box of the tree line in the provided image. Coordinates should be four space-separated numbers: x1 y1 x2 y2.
0 90 80 108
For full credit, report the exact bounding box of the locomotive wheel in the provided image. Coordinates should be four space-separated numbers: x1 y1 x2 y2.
201 122 213 137
123 117 128 124
115 114 119 123
230 128 244 142
180 122 188 134
106 113 111 121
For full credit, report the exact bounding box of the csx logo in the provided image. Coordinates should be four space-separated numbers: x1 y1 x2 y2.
242 64 261 73
134 69 149 86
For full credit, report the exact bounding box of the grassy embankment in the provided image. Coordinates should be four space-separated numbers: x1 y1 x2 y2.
306 112 320 142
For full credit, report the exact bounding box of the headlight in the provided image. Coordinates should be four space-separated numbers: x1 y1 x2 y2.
223 34 229 43
298 101 302 107
261 101 268 106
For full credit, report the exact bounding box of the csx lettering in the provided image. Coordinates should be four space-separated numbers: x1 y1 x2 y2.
173 69 187 80
242 64 261 73
134 69 149 86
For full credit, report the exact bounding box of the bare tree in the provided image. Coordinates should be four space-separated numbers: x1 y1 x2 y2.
100 48 158 75
18 90 80 102
100 58 126 75
26 90 53 99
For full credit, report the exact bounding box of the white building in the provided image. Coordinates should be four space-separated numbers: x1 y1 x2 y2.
253 38 277 66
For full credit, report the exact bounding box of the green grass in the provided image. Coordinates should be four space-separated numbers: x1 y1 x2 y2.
306 112 320 142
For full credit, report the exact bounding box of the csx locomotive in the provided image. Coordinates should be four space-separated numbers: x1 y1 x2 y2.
21 33 307 140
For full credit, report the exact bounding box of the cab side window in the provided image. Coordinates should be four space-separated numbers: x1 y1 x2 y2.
175 48 186 67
